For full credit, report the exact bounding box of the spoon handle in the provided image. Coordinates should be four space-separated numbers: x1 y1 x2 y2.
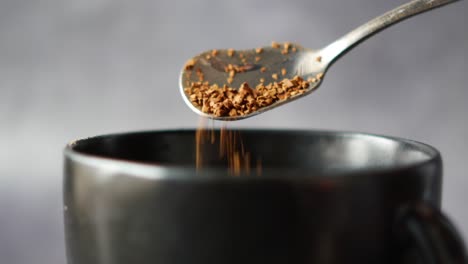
320 0 460 66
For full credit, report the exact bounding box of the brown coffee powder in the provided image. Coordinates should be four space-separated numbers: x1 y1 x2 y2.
185 75 311 118
195 118 261 176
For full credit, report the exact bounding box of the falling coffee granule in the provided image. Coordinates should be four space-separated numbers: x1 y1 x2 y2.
271 41 280 49
195 119 261 176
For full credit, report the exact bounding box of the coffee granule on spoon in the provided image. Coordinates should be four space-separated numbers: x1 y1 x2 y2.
184 75 310 117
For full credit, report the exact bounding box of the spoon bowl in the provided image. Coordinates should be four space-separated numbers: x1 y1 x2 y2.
179 0 460 121
179 44 326 120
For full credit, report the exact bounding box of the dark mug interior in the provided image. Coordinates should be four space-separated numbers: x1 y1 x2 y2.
64 130 466 264
69 129 437 176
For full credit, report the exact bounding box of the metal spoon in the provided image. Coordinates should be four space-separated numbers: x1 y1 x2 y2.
179 0 460 121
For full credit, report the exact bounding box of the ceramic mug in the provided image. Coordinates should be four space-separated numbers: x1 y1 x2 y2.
63 130 467 264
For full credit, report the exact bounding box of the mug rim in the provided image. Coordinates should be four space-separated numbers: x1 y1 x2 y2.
64 129 441 180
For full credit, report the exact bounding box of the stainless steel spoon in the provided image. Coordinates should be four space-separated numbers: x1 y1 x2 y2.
179 0 460 121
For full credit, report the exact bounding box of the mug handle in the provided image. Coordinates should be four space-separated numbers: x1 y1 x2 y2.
396 202 468 264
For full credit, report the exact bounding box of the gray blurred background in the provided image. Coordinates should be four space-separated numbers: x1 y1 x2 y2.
0 0 466 263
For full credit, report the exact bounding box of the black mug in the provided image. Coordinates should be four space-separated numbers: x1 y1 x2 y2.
63 130 467 264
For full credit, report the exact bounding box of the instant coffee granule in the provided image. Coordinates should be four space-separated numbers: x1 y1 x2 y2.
195 118 261 176
187 42 316 173
183 42 322 118
185 75 311 117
